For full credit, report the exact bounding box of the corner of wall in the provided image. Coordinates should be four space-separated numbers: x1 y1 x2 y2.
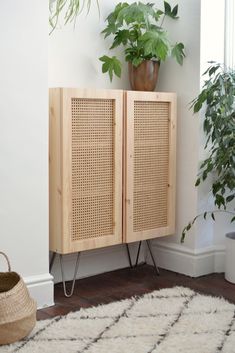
24 273 54 309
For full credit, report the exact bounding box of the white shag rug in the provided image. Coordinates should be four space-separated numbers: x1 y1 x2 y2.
1 286 235 353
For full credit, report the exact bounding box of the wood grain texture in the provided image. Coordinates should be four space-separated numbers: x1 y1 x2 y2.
49 88 63 253
124 91 177 243
49 89 123 254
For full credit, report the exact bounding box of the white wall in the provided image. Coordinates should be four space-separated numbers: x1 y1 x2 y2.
0 0 53 308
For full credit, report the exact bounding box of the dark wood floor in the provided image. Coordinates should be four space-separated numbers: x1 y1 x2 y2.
37 264 235 320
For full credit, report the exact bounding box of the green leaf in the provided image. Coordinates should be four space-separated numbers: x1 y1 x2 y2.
113 59 121 77
110 29 130 49
154 9 164 21
208 64 220 77
207 162 213 173
132 57 144 67
171 43 185 65
215 194 225 209
193 100 202 113
118 2 155 26
226 195 235 203
171 5 178 18
124 46 143 63
102 22 119 38
202 170 208 181
101 62 109 73
195 178 200 187
164 1 171 16
99 55 109 64
99 55 122 81
139 30 170 61
212 182 222 195
186 223 192 231
181 231 186 243
164 2 179 19
203 118 211 133
106 2 129 24
231 216 235 223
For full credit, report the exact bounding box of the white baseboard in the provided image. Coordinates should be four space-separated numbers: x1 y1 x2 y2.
24 273 54 309
20 242 225 310
51 243 145 284
149 240 225 277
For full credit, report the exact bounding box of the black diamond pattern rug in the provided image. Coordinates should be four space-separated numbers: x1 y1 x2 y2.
1 287 235 353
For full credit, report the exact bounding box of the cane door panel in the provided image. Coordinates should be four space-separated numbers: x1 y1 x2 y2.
124 91 177 243
49 88 123 254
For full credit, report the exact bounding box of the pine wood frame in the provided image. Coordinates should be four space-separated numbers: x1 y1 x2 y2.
49 88 123 254
124 91 177 243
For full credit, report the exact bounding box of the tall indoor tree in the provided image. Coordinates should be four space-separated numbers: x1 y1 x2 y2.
181 63 235 242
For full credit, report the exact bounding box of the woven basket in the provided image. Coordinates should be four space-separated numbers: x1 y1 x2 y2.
0 252 37 345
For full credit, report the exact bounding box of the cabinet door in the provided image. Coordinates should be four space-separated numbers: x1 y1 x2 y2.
50 88 123 254
124 91 177 243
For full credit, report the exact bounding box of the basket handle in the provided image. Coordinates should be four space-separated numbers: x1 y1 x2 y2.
0 252 11 272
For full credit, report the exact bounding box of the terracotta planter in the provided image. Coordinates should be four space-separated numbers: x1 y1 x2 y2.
128 60 160 91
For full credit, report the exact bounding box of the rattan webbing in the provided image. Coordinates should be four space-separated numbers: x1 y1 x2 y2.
71 98 114 241
133 101 169 232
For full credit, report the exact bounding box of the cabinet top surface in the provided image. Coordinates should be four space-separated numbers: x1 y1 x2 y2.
49 88 176 99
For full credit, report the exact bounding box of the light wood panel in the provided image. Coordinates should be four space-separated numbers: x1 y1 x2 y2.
124 91 177 243
49 88 123 254
49 88 63 252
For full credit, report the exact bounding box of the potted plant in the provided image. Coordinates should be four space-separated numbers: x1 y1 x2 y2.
99 1 185 91
181 62 235 282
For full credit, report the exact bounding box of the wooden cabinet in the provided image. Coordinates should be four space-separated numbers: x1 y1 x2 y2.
49 88 176 255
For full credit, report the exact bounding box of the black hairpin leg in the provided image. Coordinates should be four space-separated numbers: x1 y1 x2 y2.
125 244 133 268
49 252 56 272
146 240 160 276
135 241 142 267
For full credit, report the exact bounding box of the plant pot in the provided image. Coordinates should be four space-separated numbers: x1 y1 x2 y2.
128 60 160 91
225 232 235 283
